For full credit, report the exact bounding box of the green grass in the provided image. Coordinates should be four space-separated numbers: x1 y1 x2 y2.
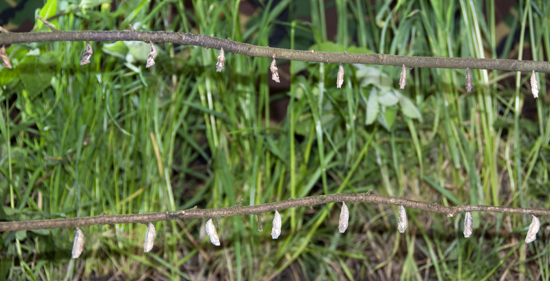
1 0 550 280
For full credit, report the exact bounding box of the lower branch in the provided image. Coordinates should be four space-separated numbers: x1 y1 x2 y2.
1 192 548 232
1 31 549 73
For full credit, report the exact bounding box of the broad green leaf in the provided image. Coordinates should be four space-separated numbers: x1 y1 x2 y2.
309 42 346 53
102 42 129 59
15 230 27 241
353 65 393 90
18 55 55 97
377 90 400 106
399 96 422 121
346 46 373 54
36 0 57 30
30 229 50 236
378 106 398 130
366 88 379 125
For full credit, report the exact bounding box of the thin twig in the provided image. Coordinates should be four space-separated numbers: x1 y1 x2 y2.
36 15 60 32
0 31 549 72
0 192 548 232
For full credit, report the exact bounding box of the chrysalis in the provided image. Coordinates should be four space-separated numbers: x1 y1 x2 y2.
144 222 156 253
146 42 157 68
0 45 11 69
257 214 263 232
465 68 472 93
398 205 407 233
531 71 539 99
272 210 282 239
337 64 344 89
339 202 349 233
205 219 220 246
463 212 473 238
216 48 225 72
525 215 540 244
270 55 280 83
399 64 407 89
71 228 84 259
80 42 93 65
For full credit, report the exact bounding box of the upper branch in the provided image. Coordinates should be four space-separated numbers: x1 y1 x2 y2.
1 192 549 232
1 31 550 73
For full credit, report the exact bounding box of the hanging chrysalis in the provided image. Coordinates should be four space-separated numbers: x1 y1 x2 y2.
80 42 93 65
216 48 225 72
465 68 473 93
257 214 263 232
525 215 540 244
272 210 282 239
146 42 157 68
339 202 349 233
71 228 84 259
398 205 407 233
143 222 156 253
399 64 407 89
270 55 280 83
463 212 473 238
337 64 344 89
530 71 539 99
0 45 11 69
205 219 220 246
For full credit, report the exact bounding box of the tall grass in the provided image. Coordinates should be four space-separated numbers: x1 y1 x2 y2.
1 0 549 280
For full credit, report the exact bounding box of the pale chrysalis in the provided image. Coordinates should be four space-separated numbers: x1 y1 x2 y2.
339 202 349 233
463 212 473 238
80 42 93 66
257 214 263 232
0 45 11 69
272 210 282 239
337 64 344 89
144 222 156 253
525 215 540 244
531 71 539 99
71 228 84 259
146 42 157 68
399 64 407 89
465 68 472 93
205 219 220 246
216 48 225 72
270 55 280 83
398 205 407 233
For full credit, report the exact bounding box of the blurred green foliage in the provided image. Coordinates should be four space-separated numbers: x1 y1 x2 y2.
1 0 549 280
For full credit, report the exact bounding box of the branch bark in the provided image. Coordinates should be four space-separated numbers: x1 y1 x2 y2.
1 192 548 232
1 31 550 73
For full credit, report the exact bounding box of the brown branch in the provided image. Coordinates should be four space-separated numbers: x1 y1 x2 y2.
36 15 60 33
1 192 548 232
0 31 549 73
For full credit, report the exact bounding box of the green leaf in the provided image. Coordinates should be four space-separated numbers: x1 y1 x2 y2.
354 65 393 90
15 230 27 241
309 42 346 53
365 88 379 125
18 55 55 97
377 90 400 106
80 0 111 9
30 229 50 236
36 0 57 30
102 42 129 59
399 96 422 121
378 106 398 130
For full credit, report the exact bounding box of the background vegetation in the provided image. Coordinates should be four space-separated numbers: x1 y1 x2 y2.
1 0 549 280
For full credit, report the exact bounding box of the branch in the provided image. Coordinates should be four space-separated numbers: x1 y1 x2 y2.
1 192 549 232
36 15 60 32
1 31 549 73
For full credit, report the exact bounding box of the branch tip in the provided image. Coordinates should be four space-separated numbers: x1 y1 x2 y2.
36 15 60 32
